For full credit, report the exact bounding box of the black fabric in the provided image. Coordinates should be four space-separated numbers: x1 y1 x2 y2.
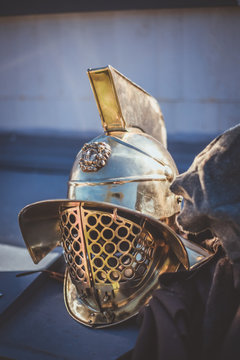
119 245 240 360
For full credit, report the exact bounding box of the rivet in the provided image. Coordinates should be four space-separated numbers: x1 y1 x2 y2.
103 294 110 302
177 196 183 204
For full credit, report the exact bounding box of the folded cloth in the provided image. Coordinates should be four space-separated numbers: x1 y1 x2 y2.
119 245 240 360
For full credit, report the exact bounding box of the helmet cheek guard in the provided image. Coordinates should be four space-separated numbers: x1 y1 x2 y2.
19 66 209 328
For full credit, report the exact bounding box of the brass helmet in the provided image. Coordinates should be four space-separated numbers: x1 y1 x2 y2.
69 66 181 222
19 66 206 328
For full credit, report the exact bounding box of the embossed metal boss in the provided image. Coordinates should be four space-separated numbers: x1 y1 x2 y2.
79 142 111 172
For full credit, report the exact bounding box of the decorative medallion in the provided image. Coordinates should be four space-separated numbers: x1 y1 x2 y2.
79 142 111 172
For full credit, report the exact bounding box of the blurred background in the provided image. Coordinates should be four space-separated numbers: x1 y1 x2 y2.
0 1 240 246
0 2 240 359
1 4 240 135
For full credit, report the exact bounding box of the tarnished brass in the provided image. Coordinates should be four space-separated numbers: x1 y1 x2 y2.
18 65 210 328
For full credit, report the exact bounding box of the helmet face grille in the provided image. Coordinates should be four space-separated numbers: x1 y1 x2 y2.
60 205 162 289
58 202 186 327
83 208 155 286
60 206 90 286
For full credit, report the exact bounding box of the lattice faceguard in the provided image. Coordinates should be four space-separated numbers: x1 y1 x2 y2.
19 199 188 327
58 202 188 327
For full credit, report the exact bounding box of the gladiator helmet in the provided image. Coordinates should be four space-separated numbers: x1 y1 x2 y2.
19 66 207 328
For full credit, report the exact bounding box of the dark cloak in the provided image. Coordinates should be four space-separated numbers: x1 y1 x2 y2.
119 243 240 360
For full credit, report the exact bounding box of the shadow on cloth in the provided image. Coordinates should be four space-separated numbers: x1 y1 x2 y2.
118 244 240 360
